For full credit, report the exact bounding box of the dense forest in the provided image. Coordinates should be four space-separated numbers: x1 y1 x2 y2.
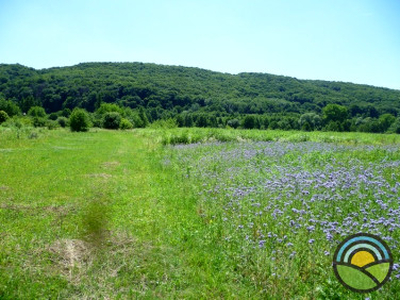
1 62 400 133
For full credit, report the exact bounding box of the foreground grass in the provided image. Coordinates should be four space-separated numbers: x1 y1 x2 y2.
1 127 400 298
0 128 259 298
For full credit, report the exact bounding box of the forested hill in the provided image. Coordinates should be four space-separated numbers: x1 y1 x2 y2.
1 62 399 117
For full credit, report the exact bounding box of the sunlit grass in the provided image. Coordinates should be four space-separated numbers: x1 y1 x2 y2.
1 127 400 298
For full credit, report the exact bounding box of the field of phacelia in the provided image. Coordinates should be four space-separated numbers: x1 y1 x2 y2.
169 140 400 298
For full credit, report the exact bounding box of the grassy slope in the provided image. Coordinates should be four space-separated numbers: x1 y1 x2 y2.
1 127 399 298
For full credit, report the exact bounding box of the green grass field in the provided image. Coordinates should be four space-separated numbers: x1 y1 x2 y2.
1 127 400 299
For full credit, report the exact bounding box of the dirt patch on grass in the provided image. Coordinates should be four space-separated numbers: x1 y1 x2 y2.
0 186 10 191
101 161 120 169
48 239 92 268
85 173 112 179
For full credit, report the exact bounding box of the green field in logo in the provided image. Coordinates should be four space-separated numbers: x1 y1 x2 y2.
333 233 393 293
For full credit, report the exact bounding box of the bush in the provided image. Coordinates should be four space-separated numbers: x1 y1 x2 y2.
70 108 90 132
102 112 121 129
120 118 133 130
28 106 46 118
0 99 21 116
46 120 59 130
0 110 9 124
227 119 240 129
32 117 47 127
96 103 124 115
56 117 68 128
48 112 59 120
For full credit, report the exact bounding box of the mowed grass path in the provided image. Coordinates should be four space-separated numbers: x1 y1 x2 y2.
0 129 256 299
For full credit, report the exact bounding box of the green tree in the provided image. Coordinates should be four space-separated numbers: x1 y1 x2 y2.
184 114 194 127
175 114 185 127
299 113 321 130
388 118 400 134
195 114 208 127
322 104 348 124
379 114 396 132
69 108 90 132
243 115 256 129
102 112 122 129
0 99 21 116
28 106 46 118
227 119 240 129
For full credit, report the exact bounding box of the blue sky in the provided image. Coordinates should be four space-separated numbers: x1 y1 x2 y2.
1 0 399 90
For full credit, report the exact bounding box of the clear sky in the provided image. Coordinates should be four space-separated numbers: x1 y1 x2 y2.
1 0 399 90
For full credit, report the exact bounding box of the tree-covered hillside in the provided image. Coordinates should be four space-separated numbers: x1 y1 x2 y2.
1 62 400 132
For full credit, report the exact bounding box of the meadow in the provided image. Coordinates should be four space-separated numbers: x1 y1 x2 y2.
1 127 400 299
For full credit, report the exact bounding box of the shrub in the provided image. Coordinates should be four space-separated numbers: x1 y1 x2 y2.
227 119 240 129
28 106 46 118
32 117 47 127
0 110 9 124
96 103 124 115
56 117 68 128
70 108 90 132
119 118 133 130
102 112 121 129
48 112 59 120
46 120 59 130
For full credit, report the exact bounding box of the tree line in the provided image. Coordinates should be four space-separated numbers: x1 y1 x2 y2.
1 62 400 133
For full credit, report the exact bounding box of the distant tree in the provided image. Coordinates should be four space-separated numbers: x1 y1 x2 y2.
324 121 343 132
322 104 348 124
243 115 256 129
61 108 71 118
349 104 362 117
184 114 194 127
69 108 90 132
102 112 122 129
209 115 218 127
195 114 208 127
48 112 59 120
262 117 269 129
301 121 312 131
227 118 240 129
379 114 396 132
269 120 279 130
0 99 21 116
0 110 9 124
299 113 321 130
20 96 38 113
366 105 379 118
175 114 184 127
388 118 400 134
28 106 46 118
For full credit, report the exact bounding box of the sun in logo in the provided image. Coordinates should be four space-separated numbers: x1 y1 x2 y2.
333 233 393 293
